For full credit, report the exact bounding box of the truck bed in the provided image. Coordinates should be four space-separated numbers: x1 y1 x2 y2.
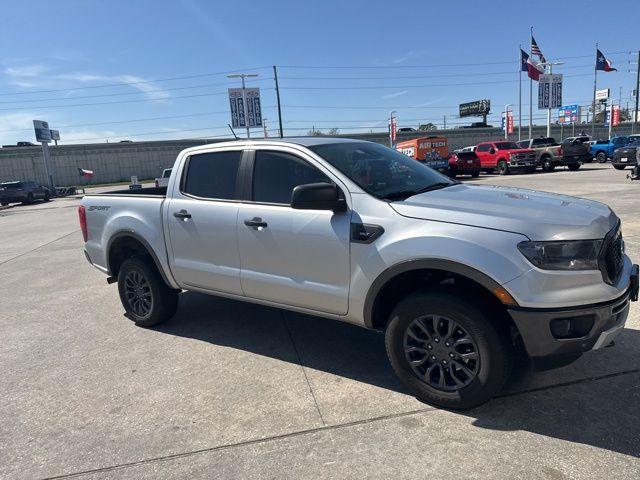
90 186 167 196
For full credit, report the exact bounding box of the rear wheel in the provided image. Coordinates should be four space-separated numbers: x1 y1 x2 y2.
23 193 34 205
567 163 581 171
596 151 607 163
117 255 179 327
1 202 8 206
613 164 626 170
471 170 480 178
385 291 511 410
497 160 509 175
541 156 555 172
43 191 50 202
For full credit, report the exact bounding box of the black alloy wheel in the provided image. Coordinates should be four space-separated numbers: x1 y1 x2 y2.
123 269 154 318
403 314 480 392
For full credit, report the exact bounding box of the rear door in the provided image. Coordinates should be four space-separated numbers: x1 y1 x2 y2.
475 143 494 168
236 147 351 315
165 149 244 295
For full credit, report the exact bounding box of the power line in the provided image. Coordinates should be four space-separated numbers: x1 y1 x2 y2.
0 66 271 96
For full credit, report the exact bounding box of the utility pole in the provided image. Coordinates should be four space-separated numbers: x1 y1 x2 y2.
591 43 598 138
263 118 268 139
227 73 259 139
273 66 284 138
634 50 640 134
443 115 446 129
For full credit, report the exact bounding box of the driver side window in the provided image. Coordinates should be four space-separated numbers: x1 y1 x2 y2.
252 150 330 205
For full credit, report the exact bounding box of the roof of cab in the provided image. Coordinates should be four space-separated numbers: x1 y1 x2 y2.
180 136 370 155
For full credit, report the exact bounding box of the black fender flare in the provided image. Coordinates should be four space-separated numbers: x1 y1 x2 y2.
363 258 503 329
106 230 173 287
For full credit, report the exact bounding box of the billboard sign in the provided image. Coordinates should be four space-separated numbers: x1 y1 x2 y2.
33 120 51 142
558 104 579 124
595 88 609 102
538 74 562 109
459 99 490 118
228 88 262 128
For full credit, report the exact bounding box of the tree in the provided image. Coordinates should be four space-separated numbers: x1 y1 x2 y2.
307 129 324 136
327 128 340 136
418 123 437 131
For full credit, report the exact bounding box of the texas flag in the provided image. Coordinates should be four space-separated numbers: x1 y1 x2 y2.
596 49 617 72
78 168 94 178
521 49 544 81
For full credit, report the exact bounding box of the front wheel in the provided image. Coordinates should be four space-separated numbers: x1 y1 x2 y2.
117 256 179 327
497 160 509 175
567 163 581 171
385 291 511 410
596 152 607 163
471 170 480 178
541 156 555 172
613 164 626 170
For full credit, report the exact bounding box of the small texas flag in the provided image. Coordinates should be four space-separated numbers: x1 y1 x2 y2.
596 49 617 72
521 49 544 81
78 168 94 178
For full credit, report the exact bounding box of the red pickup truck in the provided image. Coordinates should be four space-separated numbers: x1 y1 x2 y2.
475 141 537 175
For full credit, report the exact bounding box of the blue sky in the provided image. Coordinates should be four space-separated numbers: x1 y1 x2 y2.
0 0 637 144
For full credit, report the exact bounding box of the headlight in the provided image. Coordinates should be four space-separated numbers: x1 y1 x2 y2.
509 153 516 161
517 240 602 270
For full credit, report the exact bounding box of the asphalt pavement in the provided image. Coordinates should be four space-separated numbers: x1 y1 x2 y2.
1 164 639 479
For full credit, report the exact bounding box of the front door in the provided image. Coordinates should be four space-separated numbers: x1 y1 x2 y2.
166 149 244 295
237 148 351 315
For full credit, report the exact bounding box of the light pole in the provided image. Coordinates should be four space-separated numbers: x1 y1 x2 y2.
540 61 564 137
227 73 259 139
504 104 511 139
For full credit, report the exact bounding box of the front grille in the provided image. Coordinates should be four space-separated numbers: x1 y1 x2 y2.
514 153 535 160
599 224 624 285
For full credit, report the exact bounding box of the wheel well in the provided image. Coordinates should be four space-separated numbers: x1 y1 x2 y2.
108 235 154 278
540 153 551 160
369 268 518 340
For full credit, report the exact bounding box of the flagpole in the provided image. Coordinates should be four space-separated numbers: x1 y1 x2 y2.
518 44 522 140
591 43 598 138
529 27 533 138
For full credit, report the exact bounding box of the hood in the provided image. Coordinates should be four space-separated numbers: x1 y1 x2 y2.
390 184 617 241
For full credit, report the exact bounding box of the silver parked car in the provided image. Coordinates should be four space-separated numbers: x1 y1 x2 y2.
80 138 638 409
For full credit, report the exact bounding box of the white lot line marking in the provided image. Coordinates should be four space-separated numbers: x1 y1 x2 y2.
0 230 79 268
42 368 640 479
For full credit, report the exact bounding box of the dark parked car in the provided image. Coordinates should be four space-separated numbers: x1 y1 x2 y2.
560 137 591 171
448 150 481 177
611 137 640 170
0 181 51 205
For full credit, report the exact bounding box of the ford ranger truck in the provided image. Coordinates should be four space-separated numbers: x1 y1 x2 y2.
79 138 639 410
475 141 537 175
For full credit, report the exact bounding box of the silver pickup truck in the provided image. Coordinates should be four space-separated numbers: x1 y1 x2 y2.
80 138 638 409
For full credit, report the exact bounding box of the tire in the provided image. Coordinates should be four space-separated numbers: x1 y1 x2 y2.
524 167 536 174
385 291 512 410
596 151 607 163
497 160 509 175
23 193 34 205
567 163 581 171
541 156 555 172
1 202 8 206
471 171 480 178
43 191 50 202
613 164 626 170
117 255 179 327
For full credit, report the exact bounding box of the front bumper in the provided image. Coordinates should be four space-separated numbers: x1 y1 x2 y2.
508 264 638 363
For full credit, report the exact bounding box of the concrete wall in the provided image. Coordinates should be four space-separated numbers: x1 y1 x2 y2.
0 124 636 186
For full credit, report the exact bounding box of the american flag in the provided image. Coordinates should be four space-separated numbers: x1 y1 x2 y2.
531 36 546 63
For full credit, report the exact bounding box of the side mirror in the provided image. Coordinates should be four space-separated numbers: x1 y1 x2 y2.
291 183 346 212
489 147 496 154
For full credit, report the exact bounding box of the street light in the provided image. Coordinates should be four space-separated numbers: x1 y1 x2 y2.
539 62 564 137
227 73 259 139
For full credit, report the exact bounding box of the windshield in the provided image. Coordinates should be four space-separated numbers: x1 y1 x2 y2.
494 142 520 150
309 142 455 200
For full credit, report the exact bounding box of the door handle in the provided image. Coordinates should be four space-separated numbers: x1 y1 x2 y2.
244 217 268 229
173 209 192 220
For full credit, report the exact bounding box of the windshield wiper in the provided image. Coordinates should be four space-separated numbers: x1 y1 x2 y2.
380 182 456 201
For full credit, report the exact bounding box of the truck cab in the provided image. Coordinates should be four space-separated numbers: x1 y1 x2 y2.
475 141 537 175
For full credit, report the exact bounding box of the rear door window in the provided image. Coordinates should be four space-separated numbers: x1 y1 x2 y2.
476 144 491 152
182 151 242 200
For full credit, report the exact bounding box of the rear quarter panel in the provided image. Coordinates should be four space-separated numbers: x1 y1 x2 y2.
82 195 177 287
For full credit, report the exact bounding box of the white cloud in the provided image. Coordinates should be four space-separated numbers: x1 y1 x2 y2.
0 112 45 145
5 65 51 78
381 90 408 100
